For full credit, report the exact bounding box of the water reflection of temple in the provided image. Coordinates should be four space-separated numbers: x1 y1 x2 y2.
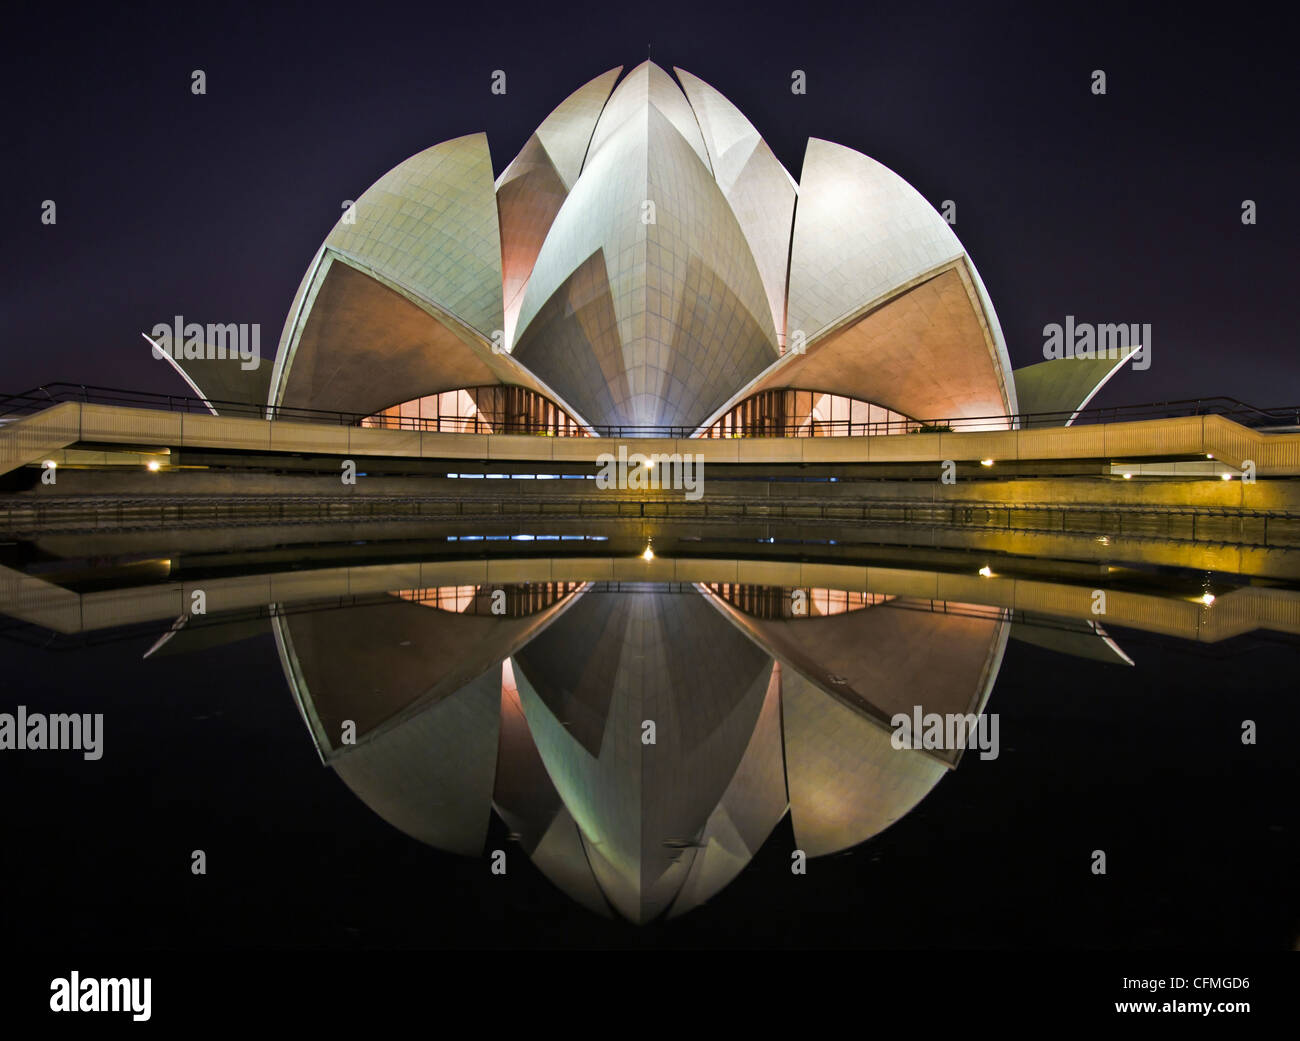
272 577 1122 921
5 551 1290 923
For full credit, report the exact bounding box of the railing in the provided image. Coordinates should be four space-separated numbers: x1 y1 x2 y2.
0 382 1296 438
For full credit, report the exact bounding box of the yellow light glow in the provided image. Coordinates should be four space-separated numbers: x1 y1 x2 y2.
641 546 655 561
978 566 993 578
43 460 57 469
147 460 161 472
1207 454 1213 459
1221 473 1232 481
980 458 994 467
1200 592 1215 606
1122 473 1132 479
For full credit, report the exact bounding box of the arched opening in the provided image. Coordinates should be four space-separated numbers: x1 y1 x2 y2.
703 389 917 437
362 386 589 436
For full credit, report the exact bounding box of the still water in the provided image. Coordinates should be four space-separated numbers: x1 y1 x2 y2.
1 528 1295 948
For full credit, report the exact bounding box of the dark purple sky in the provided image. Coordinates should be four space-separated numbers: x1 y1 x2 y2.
4 1 1297 407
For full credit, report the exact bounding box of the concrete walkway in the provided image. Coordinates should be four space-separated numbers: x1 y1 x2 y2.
4 401 1300 475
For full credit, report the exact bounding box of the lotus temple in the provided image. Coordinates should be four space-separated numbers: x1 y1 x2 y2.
140 60 1140 434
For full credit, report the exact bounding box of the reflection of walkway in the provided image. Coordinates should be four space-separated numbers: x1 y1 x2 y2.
2 556 1295 644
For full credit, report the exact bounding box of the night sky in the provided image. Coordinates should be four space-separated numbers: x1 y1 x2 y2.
3 2 1297 406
